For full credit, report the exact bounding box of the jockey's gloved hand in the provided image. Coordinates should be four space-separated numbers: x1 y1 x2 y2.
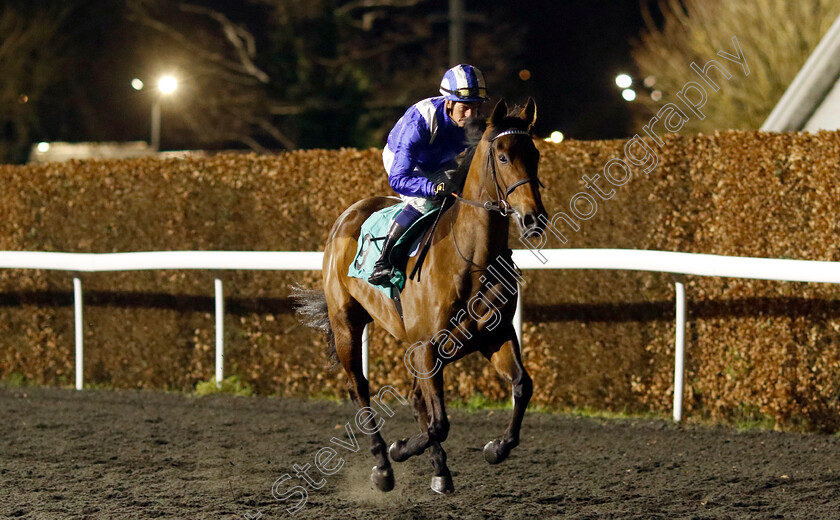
433 178 458 197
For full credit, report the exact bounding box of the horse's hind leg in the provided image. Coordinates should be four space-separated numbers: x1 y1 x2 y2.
331 303 395 492
479 323 533 465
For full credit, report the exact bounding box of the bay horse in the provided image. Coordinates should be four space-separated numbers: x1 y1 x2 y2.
294 98 547 493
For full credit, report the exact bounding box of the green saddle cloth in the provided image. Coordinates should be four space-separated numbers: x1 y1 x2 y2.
347 202 438 296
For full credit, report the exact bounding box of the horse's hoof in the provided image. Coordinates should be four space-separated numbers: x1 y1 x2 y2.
483 439 506 465
430 474 455 494
389 440 409 463
370 466 395 492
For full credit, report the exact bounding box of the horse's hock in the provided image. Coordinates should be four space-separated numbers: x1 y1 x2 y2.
2 130 840 430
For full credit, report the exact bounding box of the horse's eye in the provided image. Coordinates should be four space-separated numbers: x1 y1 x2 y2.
498 155 508 164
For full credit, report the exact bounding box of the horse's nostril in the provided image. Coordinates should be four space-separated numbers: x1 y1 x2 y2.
523 214 536 229
521 213 545 238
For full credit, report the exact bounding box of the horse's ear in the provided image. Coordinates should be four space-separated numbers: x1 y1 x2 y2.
489 98 508 127
520 97 537 129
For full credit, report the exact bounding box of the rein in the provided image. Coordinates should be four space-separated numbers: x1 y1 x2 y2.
452 128 544 217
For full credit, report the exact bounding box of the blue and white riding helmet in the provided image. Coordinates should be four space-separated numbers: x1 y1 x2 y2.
439 64 488 103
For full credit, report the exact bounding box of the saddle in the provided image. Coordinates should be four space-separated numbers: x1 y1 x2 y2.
347 199 454 318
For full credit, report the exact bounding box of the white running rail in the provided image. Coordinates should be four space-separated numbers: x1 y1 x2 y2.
2 248 839 422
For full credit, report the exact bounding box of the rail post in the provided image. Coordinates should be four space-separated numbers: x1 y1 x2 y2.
74 277 84 390
362 324 369 380
673 276 686 422
514 289 523 347
215 279 224 384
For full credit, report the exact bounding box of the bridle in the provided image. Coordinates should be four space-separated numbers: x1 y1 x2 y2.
445 127 545 271
452 128 544 217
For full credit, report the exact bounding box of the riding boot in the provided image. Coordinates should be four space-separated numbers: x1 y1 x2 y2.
368 221 408 286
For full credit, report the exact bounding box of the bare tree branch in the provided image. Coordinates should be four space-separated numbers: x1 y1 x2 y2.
250 118 297 150
119 0 520 152
125 0 269 84
237 134 275 155
267 100 343 115
177 3 269 83
335 0 429 16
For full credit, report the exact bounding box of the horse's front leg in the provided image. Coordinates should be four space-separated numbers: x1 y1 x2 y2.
387 342 454 493
423 370 454 493
480 324 533 464
389 379 430 458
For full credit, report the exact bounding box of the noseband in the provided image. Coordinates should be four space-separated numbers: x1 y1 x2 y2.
454 128 544 217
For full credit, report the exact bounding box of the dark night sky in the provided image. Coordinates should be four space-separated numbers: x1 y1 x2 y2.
30 0 660 151
157 0 662 145
493 0 660 140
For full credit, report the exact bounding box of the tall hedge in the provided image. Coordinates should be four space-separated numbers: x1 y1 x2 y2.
1 130 840 431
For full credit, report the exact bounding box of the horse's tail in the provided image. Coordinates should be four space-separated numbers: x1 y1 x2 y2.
290 284 338 367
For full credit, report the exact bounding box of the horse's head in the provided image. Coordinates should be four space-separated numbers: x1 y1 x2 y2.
477 97 547 238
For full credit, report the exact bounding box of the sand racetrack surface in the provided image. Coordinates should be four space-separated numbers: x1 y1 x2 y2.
2 386 840 519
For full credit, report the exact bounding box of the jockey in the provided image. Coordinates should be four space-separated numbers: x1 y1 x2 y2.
368 64 489 286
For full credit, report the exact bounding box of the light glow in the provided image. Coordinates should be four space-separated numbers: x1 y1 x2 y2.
615 73 632 89
158 76 178 95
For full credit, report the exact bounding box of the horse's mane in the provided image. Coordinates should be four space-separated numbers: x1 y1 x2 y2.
452 105 531 187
